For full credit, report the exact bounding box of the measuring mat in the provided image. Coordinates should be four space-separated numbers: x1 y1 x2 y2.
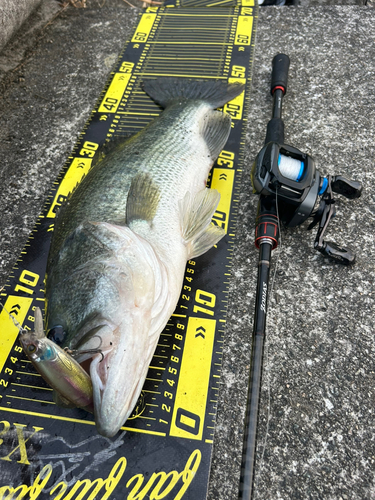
0 2 257 498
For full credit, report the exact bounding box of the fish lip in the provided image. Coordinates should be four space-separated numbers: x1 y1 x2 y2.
88 315 153 438
94 377 142 438
90 349 149 438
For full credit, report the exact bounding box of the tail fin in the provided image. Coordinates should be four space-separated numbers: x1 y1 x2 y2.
142 78 244 109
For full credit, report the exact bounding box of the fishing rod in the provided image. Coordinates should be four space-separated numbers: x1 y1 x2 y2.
238 54 362 500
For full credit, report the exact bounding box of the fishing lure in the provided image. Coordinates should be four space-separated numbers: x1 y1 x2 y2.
19 307 94 412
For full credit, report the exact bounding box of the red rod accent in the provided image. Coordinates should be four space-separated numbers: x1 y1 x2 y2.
272 85 286 95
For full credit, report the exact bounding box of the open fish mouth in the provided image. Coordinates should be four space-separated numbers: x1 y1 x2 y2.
90 351 144 437
73 315 153 438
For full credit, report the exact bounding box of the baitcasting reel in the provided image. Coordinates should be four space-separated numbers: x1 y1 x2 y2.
251 54 362 265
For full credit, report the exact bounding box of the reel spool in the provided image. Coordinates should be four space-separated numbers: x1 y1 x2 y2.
251 54 362 264
278 153 303 180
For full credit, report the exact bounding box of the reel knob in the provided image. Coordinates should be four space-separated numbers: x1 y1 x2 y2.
331 175 362 199
314 240 356 266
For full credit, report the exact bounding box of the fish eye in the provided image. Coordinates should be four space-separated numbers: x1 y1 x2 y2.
47 326 66 346
27 345 37 353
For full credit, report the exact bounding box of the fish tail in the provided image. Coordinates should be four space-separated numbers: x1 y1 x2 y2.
142 77 244 109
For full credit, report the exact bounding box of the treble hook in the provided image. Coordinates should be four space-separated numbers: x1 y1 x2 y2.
64 347 105 362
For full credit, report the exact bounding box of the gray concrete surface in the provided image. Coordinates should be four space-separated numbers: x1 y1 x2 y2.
299 0 365 4
212 6 375 499
0 1 374 499
0 0 43 52
0 0 60 79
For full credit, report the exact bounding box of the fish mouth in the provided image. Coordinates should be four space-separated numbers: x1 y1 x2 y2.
80 317 152 438
90 351 145 437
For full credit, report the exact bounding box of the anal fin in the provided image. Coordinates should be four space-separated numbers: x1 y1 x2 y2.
180 188 225 259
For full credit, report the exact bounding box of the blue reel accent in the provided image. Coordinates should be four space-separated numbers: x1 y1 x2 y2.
296 162 304 181
319 177 328 196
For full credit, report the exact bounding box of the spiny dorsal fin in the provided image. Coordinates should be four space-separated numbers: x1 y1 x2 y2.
180 188 225 259
126 173 161 225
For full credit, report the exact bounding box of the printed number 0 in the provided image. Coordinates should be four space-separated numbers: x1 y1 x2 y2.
175 408 200 436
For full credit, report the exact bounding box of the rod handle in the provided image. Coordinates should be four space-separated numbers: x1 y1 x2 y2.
271 53 290 95
255 196 280 249
265 116 284 145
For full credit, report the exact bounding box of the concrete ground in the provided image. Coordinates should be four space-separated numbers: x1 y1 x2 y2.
0 1 374 499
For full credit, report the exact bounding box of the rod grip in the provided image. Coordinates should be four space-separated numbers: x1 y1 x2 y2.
265 117 284 145
271 53 290 95
255 196 280 249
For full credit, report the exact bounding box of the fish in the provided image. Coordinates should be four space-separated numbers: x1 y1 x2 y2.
44 77 244 437
19 307 94 412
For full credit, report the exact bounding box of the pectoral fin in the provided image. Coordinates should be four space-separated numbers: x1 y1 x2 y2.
126 173 161 225
180 188 225 259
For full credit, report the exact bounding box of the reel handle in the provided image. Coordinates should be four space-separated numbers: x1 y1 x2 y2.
331 175 362 199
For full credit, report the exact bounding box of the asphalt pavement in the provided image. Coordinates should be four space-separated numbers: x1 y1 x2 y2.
0 1 374 499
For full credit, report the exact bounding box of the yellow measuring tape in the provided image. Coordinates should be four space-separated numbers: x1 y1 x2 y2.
0 2 257 498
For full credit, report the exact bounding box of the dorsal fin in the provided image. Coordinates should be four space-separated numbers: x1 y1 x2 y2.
142 78 244 109
202 110 232 160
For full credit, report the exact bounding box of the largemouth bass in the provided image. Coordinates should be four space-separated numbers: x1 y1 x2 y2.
44 78 244 437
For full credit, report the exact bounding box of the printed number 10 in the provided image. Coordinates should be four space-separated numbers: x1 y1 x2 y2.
193 289 216 316
14 270 39 295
